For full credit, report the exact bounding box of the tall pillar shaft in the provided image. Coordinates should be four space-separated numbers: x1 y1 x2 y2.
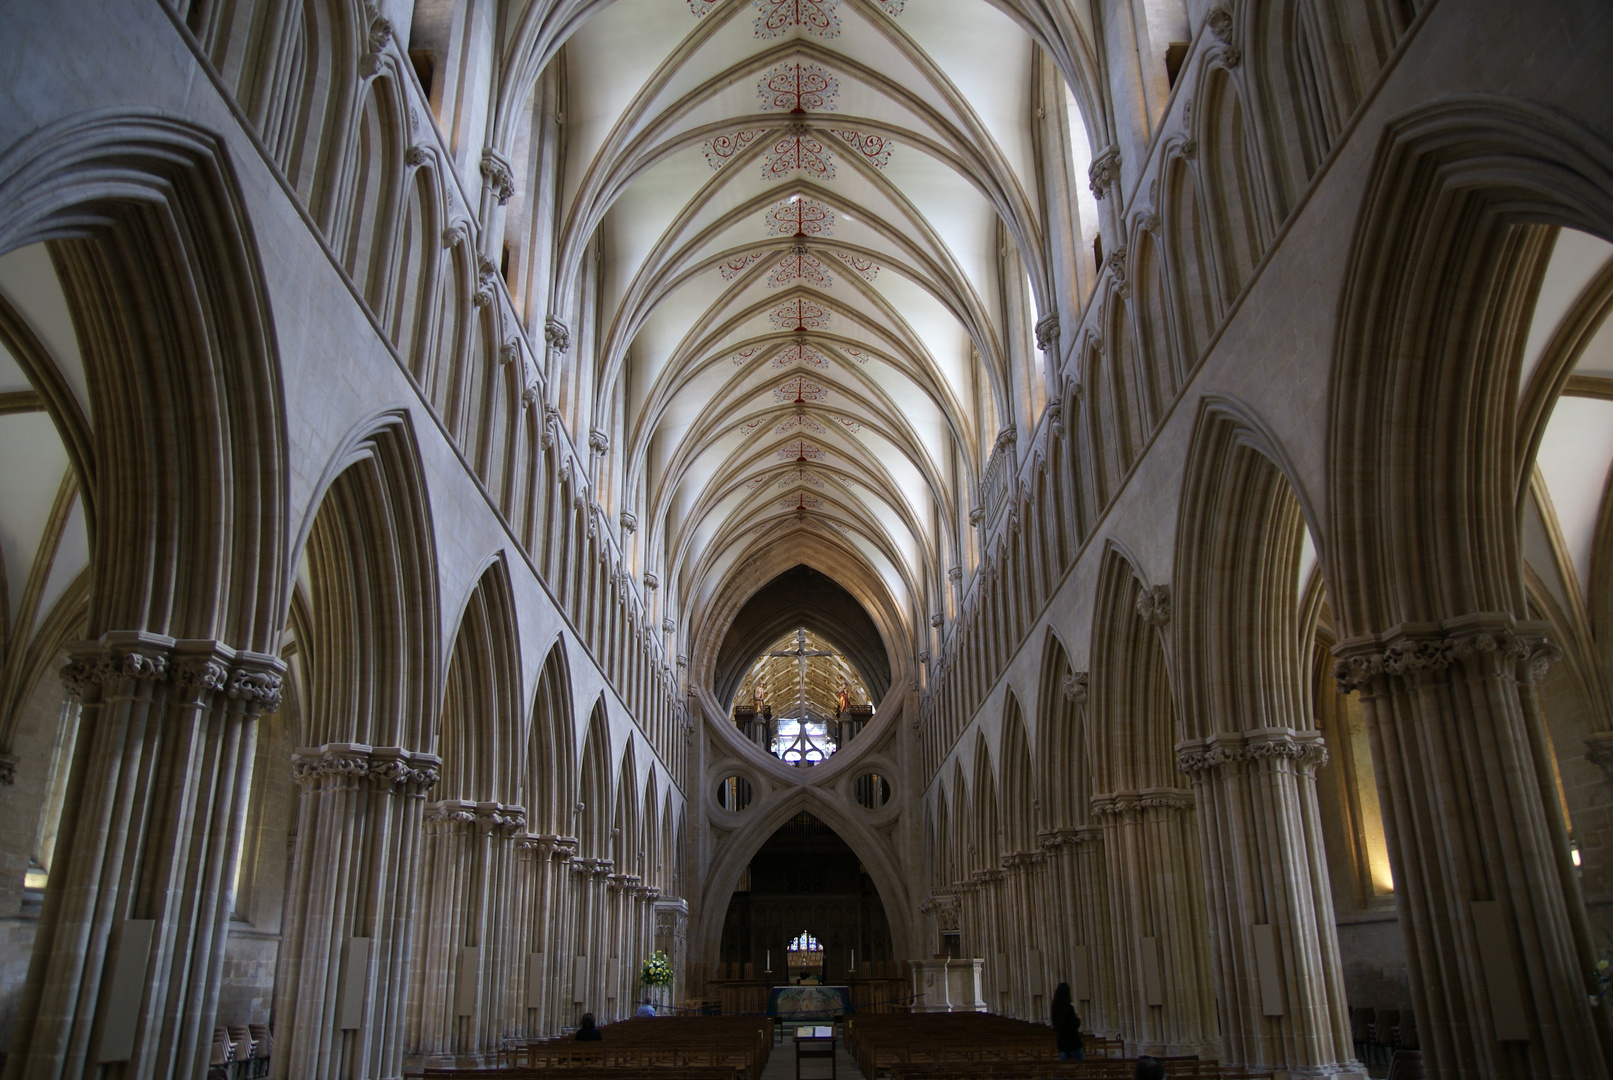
1336 617 1611 1079
1178 728 1360 1076
1093 789 1218 1057
5 634 281 1080
272 743 437 1080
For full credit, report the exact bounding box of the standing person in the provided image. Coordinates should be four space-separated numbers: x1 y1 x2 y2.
575 1012 603 1040
1051 982 1084 1060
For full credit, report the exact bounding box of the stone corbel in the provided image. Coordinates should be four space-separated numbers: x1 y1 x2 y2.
479 147 516 205
1586 732 1613 785
620 512 638 533
1206 6 1241 66
1135 585 1170 627
1062 670 1089 705
544 317 572 354
643 572 658 590
1088 146 1122 200
588 429 610 455
1034 314 1060 354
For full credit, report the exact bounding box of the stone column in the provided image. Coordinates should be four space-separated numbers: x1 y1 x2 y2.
4 634 282 1080
1335 617 1612 1078
272 743 438 1080
545 838 578 1033
1177 729 1362 1077
1092 789 1219 1058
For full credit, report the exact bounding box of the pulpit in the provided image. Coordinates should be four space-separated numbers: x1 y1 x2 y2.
909 958 986 1013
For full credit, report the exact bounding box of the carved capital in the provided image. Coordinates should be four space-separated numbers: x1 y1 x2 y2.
1091 787 1194 818
1062 670 1089 705
968 506 985 527
1088 146 1122 200
441 223 468 249
588 428 610 455
544 317 572 353
1333 615 1558 693
643 572 659 590
425 800 478 829
1034 314 1060 354
479 147 516 205
1176 728 1329 776
620 512 638 533
228 654 286 711
1135 584 1170 627
663 617 676 634
930 613 944 629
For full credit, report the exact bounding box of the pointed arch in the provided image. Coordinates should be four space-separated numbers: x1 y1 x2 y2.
295 410 441 750
528 635 579 836
578 695 613 857
1089 545 1181 794
437 555 523 803
0 110 289 652
998 692 1035 854
1035 628 1085 831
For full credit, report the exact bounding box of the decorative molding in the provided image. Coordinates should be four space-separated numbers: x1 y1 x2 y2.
1088 146 1122 200
544 317 571 353
1061 670 1089 705
291 743 442 792
1176 728 1329 776
1135 585 1171 627
1206 6 1241 65
1333 617 1562 693
1034 314 1060 354
479 147 515 205
1090 788 1194 817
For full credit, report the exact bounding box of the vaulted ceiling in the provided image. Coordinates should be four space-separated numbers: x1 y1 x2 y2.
530 0 1080 656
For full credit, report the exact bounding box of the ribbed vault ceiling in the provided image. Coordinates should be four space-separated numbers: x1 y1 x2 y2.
542 0 1073 648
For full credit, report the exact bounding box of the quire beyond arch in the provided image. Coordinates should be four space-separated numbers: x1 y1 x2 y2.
0 2 1610 1079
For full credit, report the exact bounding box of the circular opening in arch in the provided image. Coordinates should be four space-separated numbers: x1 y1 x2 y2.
716 775 754 811
854 773 890 809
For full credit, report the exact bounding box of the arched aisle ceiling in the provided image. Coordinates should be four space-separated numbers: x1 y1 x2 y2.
527 0 1075 639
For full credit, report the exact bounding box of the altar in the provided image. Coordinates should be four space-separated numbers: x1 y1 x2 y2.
767 985 852 1022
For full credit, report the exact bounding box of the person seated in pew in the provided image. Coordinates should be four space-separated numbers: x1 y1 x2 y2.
575 1012 603 1040
1133 1055 1164 1080
635 998 657 1017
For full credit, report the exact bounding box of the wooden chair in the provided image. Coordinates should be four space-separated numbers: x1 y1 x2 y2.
1349 1007 1374 1064
1385 1049 1424 1080
1373 1009 1401 1066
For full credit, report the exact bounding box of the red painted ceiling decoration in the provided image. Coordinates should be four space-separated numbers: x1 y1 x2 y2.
762 129 835 180
687 0 717 16
833 129 894 168
703 128 765 170
833 252 879 281
753 0 840 39
773 375 829 402
757 61 839 112
720 251 767 280
834 472 860 486
776 466 825 486
837 345 869 364
770 342 833 369
778 493 822 510
876 0 905 13
769 298 832 331
833 414 863 433
768 248 833 289
729 346 765 366
765 196 835 237
775 413 827 434
736 416 767 437
776 440 826 460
